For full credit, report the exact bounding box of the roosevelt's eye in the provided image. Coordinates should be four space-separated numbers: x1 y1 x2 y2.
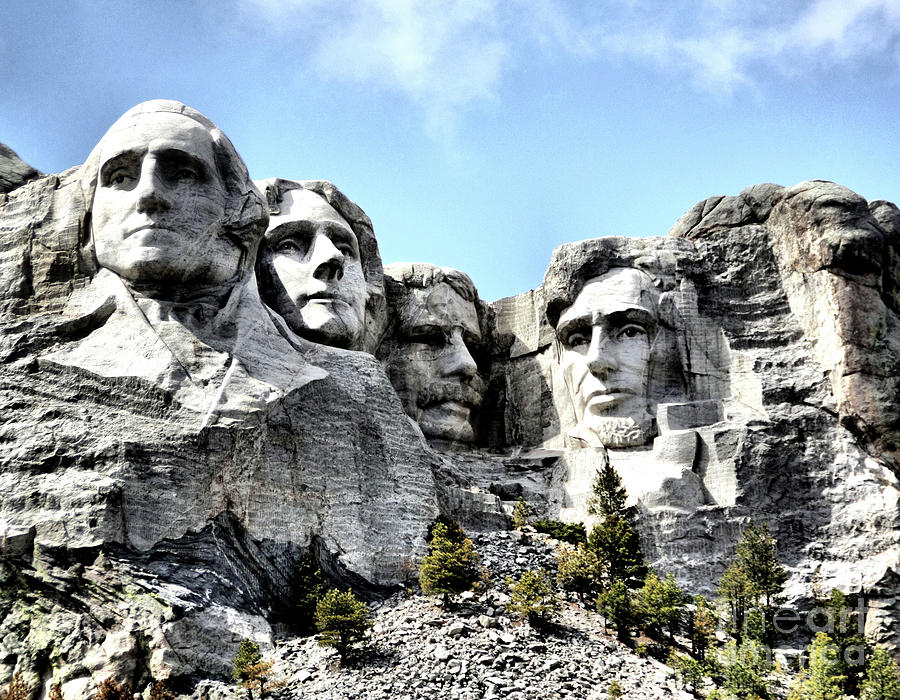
618 324 648 340
408 329 448 347
175 167 199 181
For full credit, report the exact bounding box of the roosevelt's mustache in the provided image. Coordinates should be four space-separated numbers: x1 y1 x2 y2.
417 378 486 409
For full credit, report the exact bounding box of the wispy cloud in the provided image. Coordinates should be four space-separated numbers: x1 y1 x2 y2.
239 0 900 129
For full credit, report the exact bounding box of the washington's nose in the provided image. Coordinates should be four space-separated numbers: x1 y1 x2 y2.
585 326 617 376
310 234 344 283
441 330 478 379
135 161 171 215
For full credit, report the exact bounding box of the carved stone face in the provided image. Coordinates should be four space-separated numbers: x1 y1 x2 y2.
264 189 366 348
91 111 238 291
556 267 657 447
385 282 484 445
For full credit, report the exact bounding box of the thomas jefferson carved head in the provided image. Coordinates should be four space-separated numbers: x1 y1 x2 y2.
256 179 385 352
379 263 486 448
80 100 266 299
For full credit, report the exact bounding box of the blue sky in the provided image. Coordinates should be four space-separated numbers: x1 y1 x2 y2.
2 0 899 301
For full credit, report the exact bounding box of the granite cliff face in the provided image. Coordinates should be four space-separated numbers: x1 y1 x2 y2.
1 105 899 697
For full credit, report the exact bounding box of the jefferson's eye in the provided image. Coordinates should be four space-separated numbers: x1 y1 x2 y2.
618 324 647 340
275 239 303 254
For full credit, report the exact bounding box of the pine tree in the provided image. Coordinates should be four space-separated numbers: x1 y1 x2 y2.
295 551 329 634
736 523 787 646
232 638 262 682
789 632 845 700
588 463 629 518
690 595 719 662
48 683 64 700
241 659 285 698
506 569 559 630
419 521 480 606
314 588 373 660
512 496 530 529
556 543 603 603
861 647 900 700
587 513 646 587
669 651 705 695
596 579 634 642
634 571 685 642
719 639 772 700
149 680 176 700
718 559 754 643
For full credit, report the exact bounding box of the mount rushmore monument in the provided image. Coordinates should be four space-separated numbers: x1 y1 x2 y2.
1 100 898 693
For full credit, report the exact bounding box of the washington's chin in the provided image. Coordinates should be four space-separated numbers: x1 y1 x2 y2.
417 402 475 444
297 303 364 347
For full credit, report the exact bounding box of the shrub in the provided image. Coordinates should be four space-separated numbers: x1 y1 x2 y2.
49 683 64 700
719 640 772 700
861 647 900 700
232 638 262 682
608 680 623 698
149 680 176 700
512 496 530 529
506 569 559 630
788 633 846 700
241 659 285 698
531 519 587 546
690 595 718 662
93 678 132 700
556 543 603 603
420 521 480 606
669 650 705 695
315 588 373 660
0 672 33 700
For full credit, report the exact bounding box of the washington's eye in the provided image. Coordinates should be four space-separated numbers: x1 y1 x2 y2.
105 168 134 187
618 324 647 340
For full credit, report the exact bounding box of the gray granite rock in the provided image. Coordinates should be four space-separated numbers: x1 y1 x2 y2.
0 143 41 195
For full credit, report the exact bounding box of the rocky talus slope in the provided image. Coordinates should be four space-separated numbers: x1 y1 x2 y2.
195 530 786 700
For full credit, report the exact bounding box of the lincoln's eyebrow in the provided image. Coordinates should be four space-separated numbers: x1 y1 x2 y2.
606 307 656 328
556 312 591 335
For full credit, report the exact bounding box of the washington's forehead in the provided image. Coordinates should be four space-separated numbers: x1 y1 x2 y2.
404 283 480 333
98 113 216 163
562 268 657 321
268 189 351 233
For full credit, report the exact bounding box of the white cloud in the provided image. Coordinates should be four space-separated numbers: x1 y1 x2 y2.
239 0 900 128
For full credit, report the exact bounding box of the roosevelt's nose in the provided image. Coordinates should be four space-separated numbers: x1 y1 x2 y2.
441 329 478 379
585 326 617 377
135 160 171 215
309 233 344 282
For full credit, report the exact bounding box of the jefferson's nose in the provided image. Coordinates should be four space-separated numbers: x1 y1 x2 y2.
135 160 171 215
585 326 617 376
309 234 344 282
441 330 478 379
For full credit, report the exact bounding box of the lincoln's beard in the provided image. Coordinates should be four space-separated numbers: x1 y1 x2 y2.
580 412 655 448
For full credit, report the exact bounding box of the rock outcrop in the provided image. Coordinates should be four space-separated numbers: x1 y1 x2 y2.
1 102 898 696
0 143 41 195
